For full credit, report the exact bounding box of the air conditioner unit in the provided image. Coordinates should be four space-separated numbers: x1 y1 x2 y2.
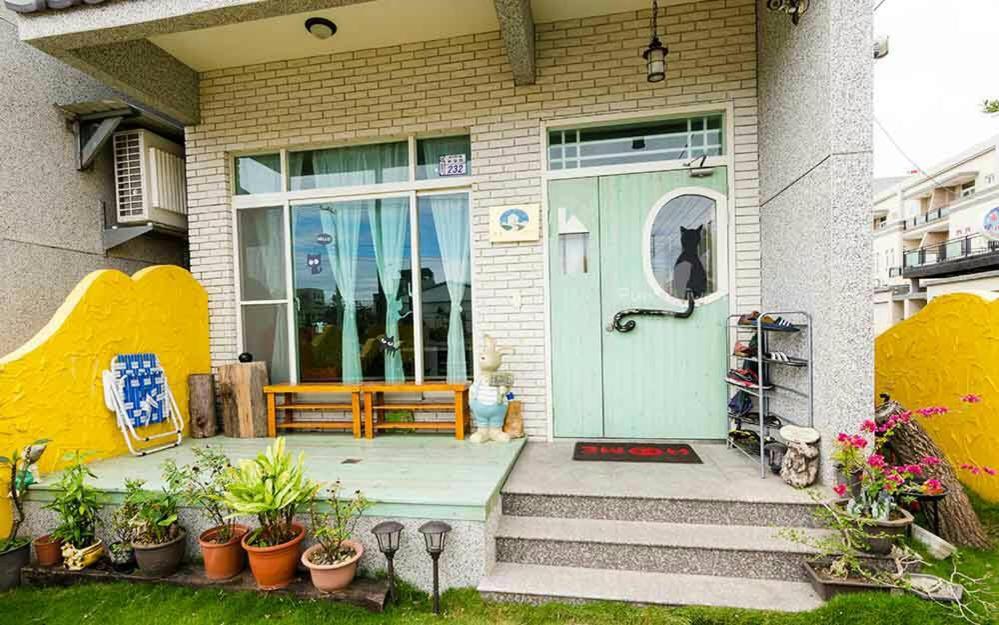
113 129 187 230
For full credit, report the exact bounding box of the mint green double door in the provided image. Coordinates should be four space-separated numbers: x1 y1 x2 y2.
549 170 729 440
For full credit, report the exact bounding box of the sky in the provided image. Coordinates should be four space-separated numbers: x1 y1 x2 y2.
874 0 999 178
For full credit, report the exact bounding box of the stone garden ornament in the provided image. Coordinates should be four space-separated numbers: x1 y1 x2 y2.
469 335 514 444
779 425 821 488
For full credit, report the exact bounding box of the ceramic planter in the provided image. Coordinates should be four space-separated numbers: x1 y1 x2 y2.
242 523 305 590
301 540 363 592
133 528 187 577
834 499 914 555
107 542 136 574
804 560 893 601
62 539 104 571
32 534 63 567
0 541 31 591
198 524 248 581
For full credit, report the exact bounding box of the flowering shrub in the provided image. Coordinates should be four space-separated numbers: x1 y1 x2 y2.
832 393 997 520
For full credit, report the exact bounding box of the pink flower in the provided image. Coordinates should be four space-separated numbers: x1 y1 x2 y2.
961 394 982 404
898 411 913 423
985 466 997 476
923 478 944 495
917 406 949 417
837 432 850 443
833 483 848 497
904 464 924 477
868 454 887 468
921 456 941 466
861 419 877 433
851 435 869 449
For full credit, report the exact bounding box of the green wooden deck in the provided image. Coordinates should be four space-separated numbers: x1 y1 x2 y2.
27 434 526 521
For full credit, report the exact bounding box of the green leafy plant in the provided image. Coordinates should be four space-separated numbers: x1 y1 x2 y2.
123 478 181 545
307 481 369 565
222 437 319 548
45 452 102 549
163 446 238 543
0 439 49 553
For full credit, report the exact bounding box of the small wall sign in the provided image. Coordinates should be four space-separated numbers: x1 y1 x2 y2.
438 153 467 177
489 204 541 243
984 207 999 241
316 232 333 245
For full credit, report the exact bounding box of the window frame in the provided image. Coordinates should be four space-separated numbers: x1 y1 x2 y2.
231 134 477 385
641 186 730 308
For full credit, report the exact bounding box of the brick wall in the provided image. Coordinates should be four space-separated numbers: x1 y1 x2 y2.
186 0 760 438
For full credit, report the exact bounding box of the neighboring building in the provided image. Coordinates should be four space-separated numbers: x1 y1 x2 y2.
873 135 999 333
0 6 187 355
7 0 873 452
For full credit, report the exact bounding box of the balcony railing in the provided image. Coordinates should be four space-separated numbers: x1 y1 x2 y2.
903 233 999 270
888 267 903 277
902 206 949 230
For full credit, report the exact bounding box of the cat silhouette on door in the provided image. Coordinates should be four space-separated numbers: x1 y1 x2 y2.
672 225 707 298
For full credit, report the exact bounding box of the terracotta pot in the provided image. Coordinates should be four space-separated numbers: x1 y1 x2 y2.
32 534 63 567
133 527 187 577
0 541 31 591
301 540 363 592
198 524 248 581
242 523 305 590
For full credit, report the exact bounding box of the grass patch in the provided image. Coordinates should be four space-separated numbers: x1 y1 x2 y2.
4 493 997 625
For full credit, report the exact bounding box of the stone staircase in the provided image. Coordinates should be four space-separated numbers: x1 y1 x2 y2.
478 488 830 612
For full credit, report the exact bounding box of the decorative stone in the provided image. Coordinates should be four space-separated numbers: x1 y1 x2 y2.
780 441 819 488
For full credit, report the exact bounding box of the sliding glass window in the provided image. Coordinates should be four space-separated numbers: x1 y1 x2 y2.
234 135 473 385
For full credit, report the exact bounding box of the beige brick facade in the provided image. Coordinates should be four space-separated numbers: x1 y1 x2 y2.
186 0 760 438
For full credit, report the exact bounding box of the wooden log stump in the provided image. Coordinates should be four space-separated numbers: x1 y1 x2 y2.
218 362 269 438
876 399 992 549
188 374 217 438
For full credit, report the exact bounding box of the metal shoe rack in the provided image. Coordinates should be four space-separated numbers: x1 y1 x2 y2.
724 310 813 478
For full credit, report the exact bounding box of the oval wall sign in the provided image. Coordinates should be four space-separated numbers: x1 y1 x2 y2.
983 207 999 241
316 232 333 245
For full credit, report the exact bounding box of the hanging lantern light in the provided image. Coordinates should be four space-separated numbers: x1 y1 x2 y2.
642 0 668 83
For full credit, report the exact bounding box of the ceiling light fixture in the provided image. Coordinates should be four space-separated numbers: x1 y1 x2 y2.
305 17 337 40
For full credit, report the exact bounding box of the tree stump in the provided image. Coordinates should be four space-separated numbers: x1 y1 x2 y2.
876 400 992 549
218 362 269 438
188 374 217 438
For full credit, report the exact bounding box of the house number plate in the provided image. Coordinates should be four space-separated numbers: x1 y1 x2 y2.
438 153 467 176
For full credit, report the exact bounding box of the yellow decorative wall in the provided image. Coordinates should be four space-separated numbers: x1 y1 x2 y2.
875 293 999 502
0 266 210 534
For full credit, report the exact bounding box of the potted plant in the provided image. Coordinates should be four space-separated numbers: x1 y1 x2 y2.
163 446 248 580
0 440 48 589
222 437 319 590
105 490 139 573
301 481 369 592
829 419 938 554
125 479 186 577
44 452 104 571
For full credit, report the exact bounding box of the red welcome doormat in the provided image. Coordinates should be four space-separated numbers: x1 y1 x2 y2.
572 442 702 464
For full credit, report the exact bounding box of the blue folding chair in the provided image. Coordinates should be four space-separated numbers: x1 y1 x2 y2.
102 353 183 456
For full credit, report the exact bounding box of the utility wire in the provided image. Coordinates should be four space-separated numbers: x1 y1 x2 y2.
874 116 947 189
874 0 890 11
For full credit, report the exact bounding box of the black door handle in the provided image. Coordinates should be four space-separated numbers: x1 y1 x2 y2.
608 291 696 333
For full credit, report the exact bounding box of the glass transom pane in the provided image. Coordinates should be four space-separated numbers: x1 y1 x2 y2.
288 141 408 191
235 154 282 195
548 115 724 171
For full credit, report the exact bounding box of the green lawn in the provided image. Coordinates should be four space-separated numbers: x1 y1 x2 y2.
3 496 996 625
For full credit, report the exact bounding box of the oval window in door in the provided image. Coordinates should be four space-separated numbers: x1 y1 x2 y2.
647 193 717 302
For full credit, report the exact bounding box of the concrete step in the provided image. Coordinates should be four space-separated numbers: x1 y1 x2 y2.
501 491 820 528
494 515 829 582
478 562 824 612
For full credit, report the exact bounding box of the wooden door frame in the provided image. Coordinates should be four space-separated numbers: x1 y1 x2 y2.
539 104 737 441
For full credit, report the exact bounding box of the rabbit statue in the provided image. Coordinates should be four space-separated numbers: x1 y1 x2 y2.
469 335 514 443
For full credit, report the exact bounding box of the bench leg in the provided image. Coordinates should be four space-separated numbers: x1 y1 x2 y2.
364 391 374 439
266 393 276 438
454 390 467 441
351 392 362 438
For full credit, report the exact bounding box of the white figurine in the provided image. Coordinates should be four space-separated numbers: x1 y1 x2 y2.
469 335 514 444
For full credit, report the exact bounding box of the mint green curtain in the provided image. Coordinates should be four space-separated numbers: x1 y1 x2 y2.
368 199 409 382
320 204 363 383
429 194 471 383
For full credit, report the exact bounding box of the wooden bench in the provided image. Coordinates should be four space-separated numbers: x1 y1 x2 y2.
264 384 362 438
362 383 470 440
